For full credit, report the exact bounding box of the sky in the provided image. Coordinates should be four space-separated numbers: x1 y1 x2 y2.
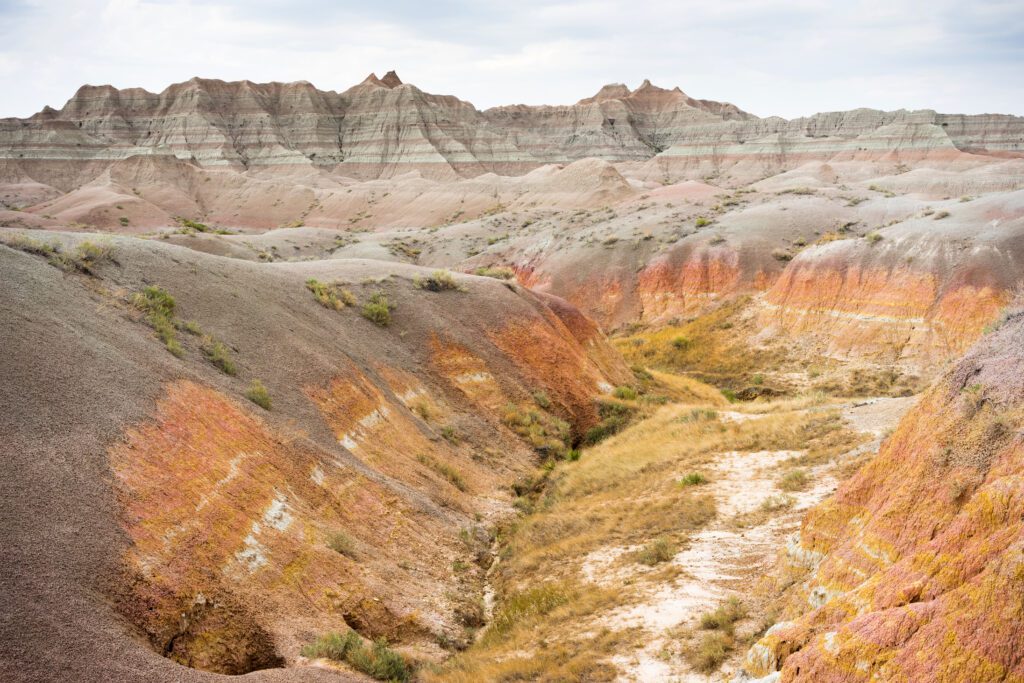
1 0 1022 119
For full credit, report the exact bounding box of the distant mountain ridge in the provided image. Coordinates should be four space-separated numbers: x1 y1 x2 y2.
1 71 1022 180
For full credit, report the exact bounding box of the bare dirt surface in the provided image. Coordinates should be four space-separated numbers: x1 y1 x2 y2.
579 398 916 682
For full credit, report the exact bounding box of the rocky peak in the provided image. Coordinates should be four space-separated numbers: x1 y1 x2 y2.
578 83 632 104
380 70 403 88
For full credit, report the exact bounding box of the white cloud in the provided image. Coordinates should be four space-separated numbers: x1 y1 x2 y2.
0 0 1021 118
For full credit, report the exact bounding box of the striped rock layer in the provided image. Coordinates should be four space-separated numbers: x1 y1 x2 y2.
2 72 1022 181
742 310 1024 682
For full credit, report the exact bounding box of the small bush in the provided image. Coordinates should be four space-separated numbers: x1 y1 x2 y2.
417 454 467 491
865 231 883 244
132 285 176 318
779 468 809 491
2 234 56 257
816 231 846 245
327 531 358 559
699 597 746 633
532 391 552 409
671 336 692 351
301 631 410 682
695 216 711 227
414 269 463 292
583 399 637 446
934 210 950 220
487 583 572 640
612 385 638 401
679 472 709 487
771 248 793 261
201 338 237 376
174 216 209 232
119 216 130 226
132 286 183 357
361 291 393 326
633 537 677 566
21 239 115 274
503 403 572 458
306 278 352 310
245 379 271 410
686 631 732 673
759 494 794 513
474 266 516 280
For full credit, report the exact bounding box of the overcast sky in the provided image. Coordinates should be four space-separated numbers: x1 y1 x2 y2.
1 0 1022 119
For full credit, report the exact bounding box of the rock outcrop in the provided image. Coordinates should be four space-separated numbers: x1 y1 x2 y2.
738 307 1024 682
0 233 629 681
2 74 1021 185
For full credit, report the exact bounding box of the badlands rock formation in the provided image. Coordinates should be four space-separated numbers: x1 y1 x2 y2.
2 74 1024 682
738 308 1024 682
1 72 1021 182
0 233 628 680
2 73 1022 375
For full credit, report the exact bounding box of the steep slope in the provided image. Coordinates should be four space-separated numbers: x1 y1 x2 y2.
737 308 1024 682
3 75 1021 189
763 190 1024 366
0 231 629 681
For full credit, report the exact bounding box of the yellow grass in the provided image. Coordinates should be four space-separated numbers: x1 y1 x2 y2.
427 375 862 681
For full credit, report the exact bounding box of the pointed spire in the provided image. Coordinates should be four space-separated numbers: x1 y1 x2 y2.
380 70 403 88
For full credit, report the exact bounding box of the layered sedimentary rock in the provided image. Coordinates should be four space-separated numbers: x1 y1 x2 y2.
2 73 1021 186
740 308 1024 682
0 234 628 681
763 190 1024 366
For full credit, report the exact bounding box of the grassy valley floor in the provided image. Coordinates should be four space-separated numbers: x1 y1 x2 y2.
422 377 915 682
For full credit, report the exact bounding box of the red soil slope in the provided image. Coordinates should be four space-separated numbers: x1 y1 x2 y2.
741 309 1024 682
0 233 628 681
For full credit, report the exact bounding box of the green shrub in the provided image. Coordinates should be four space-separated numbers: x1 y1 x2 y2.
612 385 638 401
413 269 463 292
686 631 732 673
174 216 209 232
301 631 410 681
532 391 552 409
679 472 709 487
474 266 516 280
132 285 176 318
440 425 459 444
633 537 677 566
361 291 393 326
327 531 358 559
200 338 236 376
695 216 711 227
502 403 572 458
306 278 353 310
119 216 130 226
671 336 692 351
417 454 467 492
865 231 883 244
245 379 271 410
486 583 572 641
779 468 808 491
699 597 746 633
582 399 638 446
72 240 113 273
132 286 183 357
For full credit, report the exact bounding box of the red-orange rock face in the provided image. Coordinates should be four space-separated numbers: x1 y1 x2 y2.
637 246 748 321
763 211 1024 367
111 380 432 672
743 312 1024 682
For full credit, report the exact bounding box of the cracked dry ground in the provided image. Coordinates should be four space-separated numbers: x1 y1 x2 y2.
428 385 916 683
